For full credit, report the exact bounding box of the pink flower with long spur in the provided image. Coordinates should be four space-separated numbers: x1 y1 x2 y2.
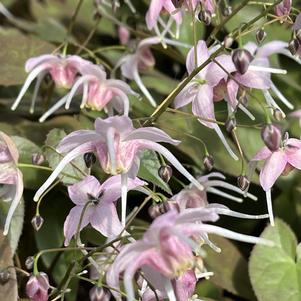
275 0 292 17
26 272 50 301
11 54 92 113
0 131 23 235
63 175 145 245
106 208 271 301
174 40 239 160
251 136 301 226
39 64 137 122
33 115 203 227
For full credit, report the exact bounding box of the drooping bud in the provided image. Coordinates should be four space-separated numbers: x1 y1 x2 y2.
171 0 184 8
275 0 292 17
118 25 130 45
83 152 96 169
25 256 34 270
31 215 44 231
203 155 214 171
148 201 180 219
273 108 285 121
288 39 299 55
0 269 10 285
89 286 111 301
32 153 45 166
198 10 212 26
224 36 234 48
26 272 49 301
261 124 281 151
237 175 250 191
222 6 232 16
256 29 267 44
232 49 253 74
158 165 173 183
225 117 237 133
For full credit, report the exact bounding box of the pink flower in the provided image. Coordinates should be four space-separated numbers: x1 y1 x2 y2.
11 54 92 113
0 131 23 235
251 137 301 226
26 272 49 301
39 64 137 122
33 115 203 227
106 208 271 301
275 0 292 17
63 175 145 245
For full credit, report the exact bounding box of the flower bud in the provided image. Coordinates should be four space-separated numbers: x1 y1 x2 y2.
203 155 214 171
158 165 173 183
32 153 45 166
288 39 299 55
0 269 10 285
273 108 285 121
261 124 281 151
198 10 212 26
222 6 232 16
89 286 111 301
25 256 34 270
225 117 237 133
26 273 49 301
232 49 253 74
237 175 250 191
224 36 234 48
148 201 180 219
275 0 292 17
148 204 162 219
31 215 44 231
256 29 267 44
84 152 96 168
171 0 184 8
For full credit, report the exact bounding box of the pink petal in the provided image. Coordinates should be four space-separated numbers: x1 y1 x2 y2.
234 70 271 90
174 84 197 108
173 270 197 301
146 0 164 30
244 42 258 56
256 41 288 58
163 1 182 25
186 40 210 74
252 146 272 161
289 110 301 118
0 132 19 163
226 79 239 109
259 150 287 191
25 54 57 72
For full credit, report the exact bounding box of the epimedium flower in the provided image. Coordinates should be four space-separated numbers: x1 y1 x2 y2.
26 272 50 301
251 135 301 226
106 208 271 301
39 64 137 122
0 131 23 235
63 175 145 245
11 54 93 114
174 40 239 160
33 115 203 227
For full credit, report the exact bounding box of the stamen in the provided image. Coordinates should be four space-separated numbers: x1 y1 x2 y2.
270 82 294 110
248 65 287 74
39 95 68 123
266 189 275 226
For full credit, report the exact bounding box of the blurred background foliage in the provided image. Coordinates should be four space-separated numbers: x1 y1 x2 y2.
0 0 301 300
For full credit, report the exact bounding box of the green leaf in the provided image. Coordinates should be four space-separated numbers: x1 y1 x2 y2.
203 235 255 300
138 150 172 194
249 218 301 301
44 129 88 185
0 29 55 86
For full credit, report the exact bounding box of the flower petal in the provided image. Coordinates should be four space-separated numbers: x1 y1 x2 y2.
186 40 210 74
251 146 272 161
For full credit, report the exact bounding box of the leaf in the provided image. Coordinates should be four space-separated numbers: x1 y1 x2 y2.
44 129 88 185
249 218 301 301
138 150 172 194
0 229 18 301
11 136 46 189
203 235 255 300
0 29 55 86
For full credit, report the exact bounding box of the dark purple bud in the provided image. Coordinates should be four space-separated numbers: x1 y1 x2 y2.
26 273 49 301
261 124 281 151
89 286 111 301
203 154 214 172
273 108 285 121
198 10 212 26
32 153 45 166
84 152 96 168
158 165 173 183
31 215 44 231
148 201 180 219
288 39 299 55
232 49 253 74
237 175 250 191
0 269 10 285
225 117 237 133
223 6 232 16
224 36 234 48
25 257 34 270
256 29 267 44
171 0 184 8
